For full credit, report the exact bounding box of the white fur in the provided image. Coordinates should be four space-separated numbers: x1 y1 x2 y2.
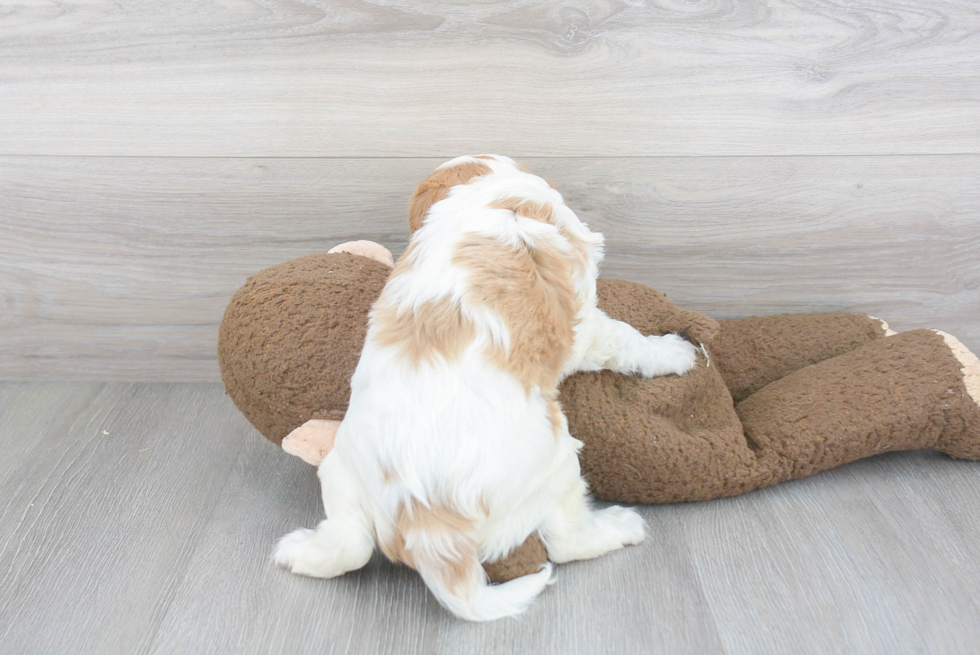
274 155 698 621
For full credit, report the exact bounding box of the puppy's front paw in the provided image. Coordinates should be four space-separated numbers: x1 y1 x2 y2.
639 333 698 377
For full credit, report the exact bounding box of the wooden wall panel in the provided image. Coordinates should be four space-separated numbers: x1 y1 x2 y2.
1 0 978 157
2 155 977 381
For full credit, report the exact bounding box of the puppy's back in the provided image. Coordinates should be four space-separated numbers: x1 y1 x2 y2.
336 156 589 620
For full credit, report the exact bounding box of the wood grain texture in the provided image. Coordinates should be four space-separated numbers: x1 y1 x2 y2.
146 417 725 655
1 0 978 157
0 383 253 653
1 382 978 654
2 155 977 381
683 453 980 654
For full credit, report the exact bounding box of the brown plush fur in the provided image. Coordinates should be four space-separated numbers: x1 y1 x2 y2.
711 312 888 402
218 253 390 446
218 253 980 580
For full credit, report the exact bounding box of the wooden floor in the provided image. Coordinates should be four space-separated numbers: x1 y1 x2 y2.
1 381 978 654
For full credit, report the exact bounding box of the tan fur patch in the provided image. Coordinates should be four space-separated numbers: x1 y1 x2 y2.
381 463 400 485
385 241 418 283
543 388 565 436
452 234 580 395
380 499 478 597
490 193 590 271
372 297 476 366
488 196 557 224
408 161 492 234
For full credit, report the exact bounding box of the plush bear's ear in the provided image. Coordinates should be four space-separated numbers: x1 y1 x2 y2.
595 278 685 335
327 241 394 267
281 419 340 466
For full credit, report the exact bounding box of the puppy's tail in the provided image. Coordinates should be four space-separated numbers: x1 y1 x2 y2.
416 548 553 622
392 503 552 621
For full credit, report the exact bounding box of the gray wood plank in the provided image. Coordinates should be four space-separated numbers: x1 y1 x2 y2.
1 383 979 653
0 382 252 654
0 383 103 485
683 451 980 655
1 1 978 157
2 155 977 381
146 418 724 655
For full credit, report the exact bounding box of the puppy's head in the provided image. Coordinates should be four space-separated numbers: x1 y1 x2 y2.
409 155 536 235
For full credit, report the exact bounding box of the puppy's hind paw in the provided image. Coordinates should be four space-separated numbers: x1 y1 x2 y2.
273 523 374 579
273 528 318 572
595 506 647 547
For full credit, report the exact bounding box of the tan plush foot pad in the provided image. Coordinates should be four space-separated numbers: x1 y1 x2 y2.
327 241 395 267
281 419 340 466
869 316 898 336
936 331 980 405
933 331 980 459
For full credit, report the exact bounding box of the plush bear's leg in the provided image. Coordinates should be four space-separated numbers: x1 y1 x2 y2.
736 329 980 488
561 353 763 503
711 313 891 402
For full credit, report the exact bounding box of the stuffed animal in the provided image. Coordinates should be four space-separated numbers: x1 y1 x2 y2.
218 242 979 581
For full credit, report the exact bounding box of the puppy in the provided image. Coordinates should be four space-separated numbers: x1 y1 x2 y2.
274 155 698 621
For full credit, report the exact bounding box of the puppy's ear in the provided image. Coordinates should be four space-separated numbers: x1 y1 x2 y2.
408 161 493 234
408 179 446 235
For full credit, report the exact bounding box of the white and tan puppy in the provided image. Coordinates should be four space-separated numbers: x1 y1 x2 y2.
274 155 697 621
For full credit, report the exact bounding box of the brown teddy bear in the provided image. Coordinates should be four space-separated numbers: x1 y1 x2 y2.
220 154 979 582
218 242 979 581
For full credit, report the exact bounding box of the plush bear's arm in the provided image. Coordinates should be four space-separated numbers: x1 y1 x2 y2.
657 310 720 347
595 280 718 345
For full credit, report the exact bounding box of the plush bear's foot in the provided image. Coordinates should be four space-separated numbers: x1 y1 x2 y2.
481 535 549 583
933 330 980 460
868 316 898 336
936 331 980 405
327 240 395 267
